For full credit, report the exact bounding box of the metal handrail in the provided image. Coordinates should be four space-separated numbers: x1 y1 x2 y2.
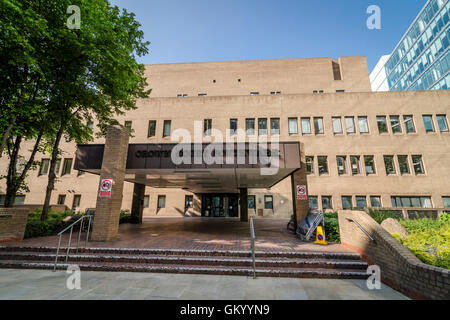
346 218 376 243
53 215 92 271
250 218 256 279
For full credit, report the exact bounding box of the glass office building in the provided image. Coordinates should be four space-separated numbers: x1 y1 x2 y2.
378 0 450 91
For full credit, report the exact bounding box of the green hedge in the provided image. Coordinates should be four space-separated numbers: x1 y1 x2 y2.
24 209 82 239
324 212 340 243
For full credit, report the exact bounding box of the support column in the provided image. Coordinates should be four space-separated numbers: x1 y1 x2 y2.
131 183 145 224
291 143 309 231
91 125 130 241
240 188 248 222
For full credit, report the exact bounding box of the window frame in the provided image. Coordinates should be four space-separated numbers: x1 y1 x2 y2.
163 120 171 138
246 118 255 135
332 117 343 134
318 156 329 175
288 118 298 135
358 116 369 134
62 158 73 176
384 155 396 175
148 120 157 138
437 114 449 132
264 195 273 210
345 117 356 134
376 116 389 134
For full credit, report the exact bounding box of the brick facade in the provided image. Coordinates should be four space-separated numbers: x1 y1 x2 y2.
338 210 450 300
0 209 29 243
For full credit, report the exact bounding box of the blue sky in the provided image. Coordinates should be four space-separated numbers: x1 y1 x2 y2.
110 0 427 72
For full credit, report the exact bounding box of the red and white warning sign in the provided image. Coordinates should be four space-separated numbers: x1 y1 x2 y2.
99 179 113 198
296 185 307 200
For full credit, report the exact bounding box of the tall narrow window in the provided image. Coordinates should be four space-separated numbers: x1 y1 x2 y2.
72 195 81 209
364 156 376 175
314 117 324 134
437 115 449 132
336 156 347 175
345 117 356 134
148 120 156 137
309 196 318 209
246 119 255 135
124 121 132 131
398 155 410 175
57 195 66 205
163 120 171 137
322 196 333 210
318 156 328 175
342 196 352 209
264 195 273 209
390 116 402 133
412 155 425 175
443 197 450 208
403 115 416 133
423 115 435 132
270 118 280 135
288 118 298 135
157 195 166 209
39 159 50 176
306 156 314 174
54 159 61 175
62 159 73 176
185 195 193 209
258 118 267 135
358 117 369 133
301 118 311 134
204 119 212 136
230 119 238 135
332 117 343 134
87 121 94 130
377 116 388 133
350 156 361 175
143 195 150 208
384 156 396 175
248 196 256 209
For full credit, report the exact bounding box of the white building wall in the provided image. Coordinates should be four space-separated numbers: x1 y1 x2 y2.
370 55 391 92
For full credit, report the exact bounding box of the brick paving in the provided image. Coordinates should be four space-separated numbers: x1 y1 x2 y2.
2 217 353 253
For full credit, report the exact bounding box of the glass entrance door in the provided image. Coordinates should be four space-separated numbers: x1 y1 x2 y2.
202 194 238 217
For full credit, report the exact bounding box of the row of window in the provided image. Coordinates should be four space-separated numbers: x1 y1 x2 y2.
306 154 426 176
175 90 345 98
309 195 450 210
38 158 84 177
129 114 449 139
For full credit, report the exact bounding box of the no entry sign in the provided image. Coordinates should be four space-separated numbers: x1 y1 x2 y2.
99 179 113 198
296 185 307 200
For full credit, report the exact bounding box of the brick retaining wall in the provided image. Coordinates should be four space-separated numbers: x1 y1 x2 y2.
0 209 29 243
338 210 450 300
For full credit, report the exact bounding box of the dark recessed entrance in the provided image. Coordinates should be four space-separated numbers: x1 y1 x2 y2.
201 194 239 217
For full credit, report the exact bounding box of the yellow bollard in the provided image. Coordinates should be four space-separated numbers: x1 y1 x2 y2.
314 226 328 245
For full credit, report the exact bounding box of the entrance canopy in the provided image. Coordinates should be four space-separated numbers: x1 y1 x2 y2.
74 142 301 193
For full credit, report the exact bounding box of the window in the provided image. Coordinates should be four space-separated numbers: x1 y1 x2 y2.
87 121 94 130
314 117 324 134
345 117 356 134
198 93 207 97
423 115 435 132
288 118 298 135
350 156 361 175
39 159 50 176
398 155 410 175
55 159 61 175
264 195 273 209
177 94 182 98
412 155 425 175
248 196 256 209
332 117 343 134
163 120 171 137
318 156 328 175
204 119 212 136
301 118 311 134
322 196 333 210
185 195 193 209
342 196 352 209
183 94 188 97
355 196 367 208
0 195 25 206
157 195 166 209
250 92 259 96
384 156 396 175
270 91 281 95
358 117 369 133
148 120 156 137
124 121 132 130
442 197 450 208
364 156 376 175
229 119 238 135
246 119 255 135
57 195 66 205
336 90 345 93
377 116 388 133
370 196 382 208
258 118 267 135
270 118 280 135
437 115 449 132
392 196 432 208
72 195 81 209
143 195 150 208
403 115 416 133
309 196 318 209
62 159 73 176
390 116 402 133
306 156 314 174
336 156 347 175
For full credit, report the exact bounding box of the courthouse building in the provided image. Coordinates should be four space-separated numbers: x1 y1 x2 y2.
1 56 450 226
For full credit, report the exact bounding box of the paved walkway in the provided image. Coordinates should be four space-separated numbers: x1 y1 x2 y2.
0 269 408 300
3 217 353 253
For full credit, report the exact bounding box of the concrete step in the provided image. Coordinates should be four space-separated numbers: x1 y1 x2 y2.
0 260 370 279
0 252 368 270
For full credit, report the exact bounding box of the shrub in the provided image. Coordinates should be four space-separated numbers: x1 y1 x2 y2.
367 208 400 224
324 212 340 243
24 209 83 239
